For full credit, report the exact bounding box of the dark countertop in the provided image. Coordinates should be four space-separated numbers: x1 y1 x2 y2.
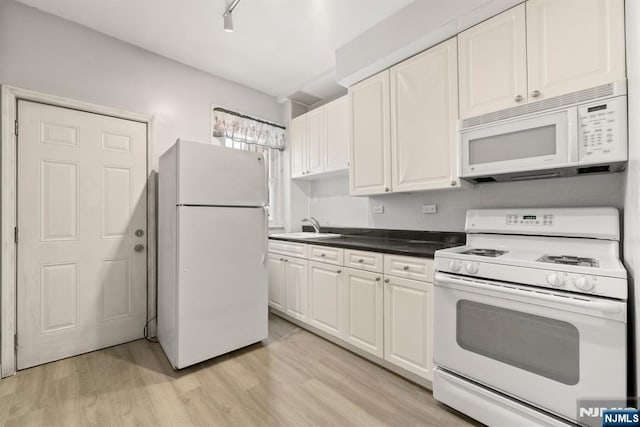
269 227 466 259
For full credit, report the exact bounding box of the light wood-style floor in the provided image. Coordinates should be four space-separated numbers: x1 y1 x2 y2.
0 314 479 427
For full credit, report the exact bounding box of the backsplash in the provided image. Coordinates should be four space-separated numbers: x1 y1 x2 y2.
308 173 625 231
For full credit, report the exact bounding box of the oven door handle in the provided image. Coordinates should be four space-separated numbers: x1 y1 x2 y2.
435 273 625 317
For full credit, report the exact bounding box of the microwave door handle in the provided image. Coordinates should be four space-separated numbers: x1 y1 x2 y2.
435 273 625 317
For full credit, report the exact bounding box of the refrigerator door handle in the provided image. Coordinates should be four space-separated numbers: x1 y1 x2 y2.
262 207 268 264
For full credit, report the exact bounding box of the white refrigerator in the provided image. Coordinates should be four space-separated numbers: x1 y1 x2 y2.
158 139 268 369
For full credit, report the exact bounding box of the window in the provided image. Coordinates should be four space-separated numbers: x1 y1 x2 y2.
222 138 283 226
211 106 285 227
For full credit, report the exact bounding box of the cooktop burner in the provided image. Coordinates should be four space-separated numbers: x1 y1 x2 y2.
460 248 509 257
537 255 600 268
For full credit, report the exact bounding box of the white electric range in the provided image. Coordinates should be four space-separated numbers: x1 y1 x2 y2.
433 207 628 427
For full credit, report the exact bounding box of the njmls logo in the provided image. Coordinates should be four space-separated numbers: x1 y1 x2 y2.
577 399 640 427
579 407 628 418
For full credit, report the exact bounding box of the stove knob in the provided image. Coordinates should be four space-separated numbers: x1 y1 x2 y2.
546 273 565 287
574 277 594 291
449 260 461 272
465 263 479 274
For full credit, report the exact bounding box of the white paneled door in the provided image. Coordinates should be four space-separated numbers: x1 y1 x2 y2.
17 100 147 369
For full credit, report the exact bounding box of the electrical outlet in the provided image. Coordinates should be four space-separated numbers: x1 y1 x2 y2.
422 204 437 214
372 205 384 214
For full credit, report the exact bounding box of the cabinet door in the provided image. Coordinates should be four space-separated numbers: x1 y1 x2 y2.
458 4 527 118
343 268 383 357
290 115 308 178
306 107 325 175
349 70 392 195
267 253 286 311
284 258 309 322
526 0 625 101
384 276 433 380
308 261 343 337
390 38 459 192
325 96 349 172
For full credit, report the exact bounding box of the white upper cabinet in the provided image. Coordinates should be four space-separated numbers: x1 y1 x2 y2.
390 38 460 192
349 70 392 196
306 107 325 175
458 4 528 118
290 95 349 179
324 97 350 172
526 0 626 101
290 115 307 178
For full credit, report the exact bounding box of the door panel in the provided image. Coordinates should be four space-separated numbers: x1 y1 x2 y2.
526 0 625 100
458 4 528 118
284 258 308 321
267 254 286 311
384 277 433 380
307 108 325 175
308 261 343 337
290 115 307 178
344 268 383 357
349 70 391 195
17 100 147 370
390 38 459 192
325 97 349 172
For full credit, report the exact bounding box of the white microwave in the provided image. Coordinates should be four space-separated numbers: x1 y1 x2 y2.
459 95 628 183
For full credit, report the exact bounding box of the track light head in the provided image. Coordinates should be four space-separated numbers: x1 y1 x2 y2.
223 13 233 32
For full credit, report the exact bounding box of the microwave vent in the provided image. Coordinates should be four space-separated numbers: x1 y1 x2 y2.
462 81 624 128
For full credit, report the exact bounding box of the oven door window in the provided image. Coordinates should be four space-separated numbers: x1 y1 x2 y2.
456 300 579 385
468 125 557 165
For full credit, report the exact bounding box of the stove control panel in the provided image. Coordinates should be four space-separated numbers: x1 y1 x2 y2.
506 214 554 226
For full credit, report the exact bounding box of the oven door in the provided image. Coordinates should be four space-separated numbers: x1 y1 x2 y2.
434 272 626 422
460 107 578 178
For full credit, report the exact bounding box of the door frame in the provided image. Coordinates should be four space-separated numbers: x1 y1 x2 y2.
1 85 156 377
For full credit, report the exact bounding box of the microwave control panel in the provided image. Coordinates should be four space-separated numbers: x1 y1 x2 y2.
577 96 627 164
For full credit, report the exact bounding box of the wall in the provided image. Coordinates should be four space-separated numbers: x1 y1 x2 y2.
623 0 640 397
308 174 625 231
0 0 283 168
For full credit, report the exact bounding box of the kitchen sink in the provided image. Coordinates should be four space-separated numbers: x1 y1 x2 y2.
269 232 341 239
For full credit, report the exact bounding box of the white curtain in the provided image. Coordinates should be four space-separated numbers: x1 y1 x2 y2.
212 107 285 151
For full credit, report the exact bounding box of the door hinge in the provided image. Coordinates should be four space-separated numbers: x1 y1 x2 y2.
14 120 18 136
14 227 18 244
14 334 18 351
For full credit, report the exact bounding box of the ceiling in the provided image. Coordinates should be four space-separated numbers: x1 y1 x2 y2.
15 0 414 102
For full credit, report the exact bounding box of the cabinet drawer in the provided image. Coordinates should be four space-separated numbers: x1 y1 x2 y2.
344 249 383 273
268 240 308 258
309 245 344 265
383 254 433 282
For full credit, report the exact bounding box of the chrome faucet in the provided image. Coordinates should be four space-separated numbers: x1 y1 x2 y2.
301 217 320 233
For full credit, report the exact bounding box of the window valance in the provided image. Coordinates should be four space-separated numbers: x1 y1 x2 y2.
212 107 286 151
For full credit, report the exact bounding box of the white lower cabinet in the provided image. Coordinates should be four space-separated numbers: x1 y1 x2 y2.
284 257 309 322
343 268 384 357
384 275 434 380
308 261 344 337
267 254 286 311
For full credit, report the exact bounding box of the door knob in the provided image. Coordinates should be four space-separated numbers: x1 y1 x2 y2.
135 244 145 252
135 229 144 237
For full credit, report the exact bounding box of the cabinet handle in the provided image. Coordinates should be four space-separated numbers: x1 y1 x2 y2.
375 277 381 281
358 259 364 263
514 94 523 102
450 180 457 187
284 259 288 262
320 253 326 257
384 278 390 283
531 90 541 98
279 258 284 261
337 270 342 274
384 187 390 192
403 265 410 271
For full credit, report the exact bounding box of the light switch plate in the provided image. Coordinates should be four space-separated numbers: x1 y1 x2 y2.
422 204 437 214
372 206 384 214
